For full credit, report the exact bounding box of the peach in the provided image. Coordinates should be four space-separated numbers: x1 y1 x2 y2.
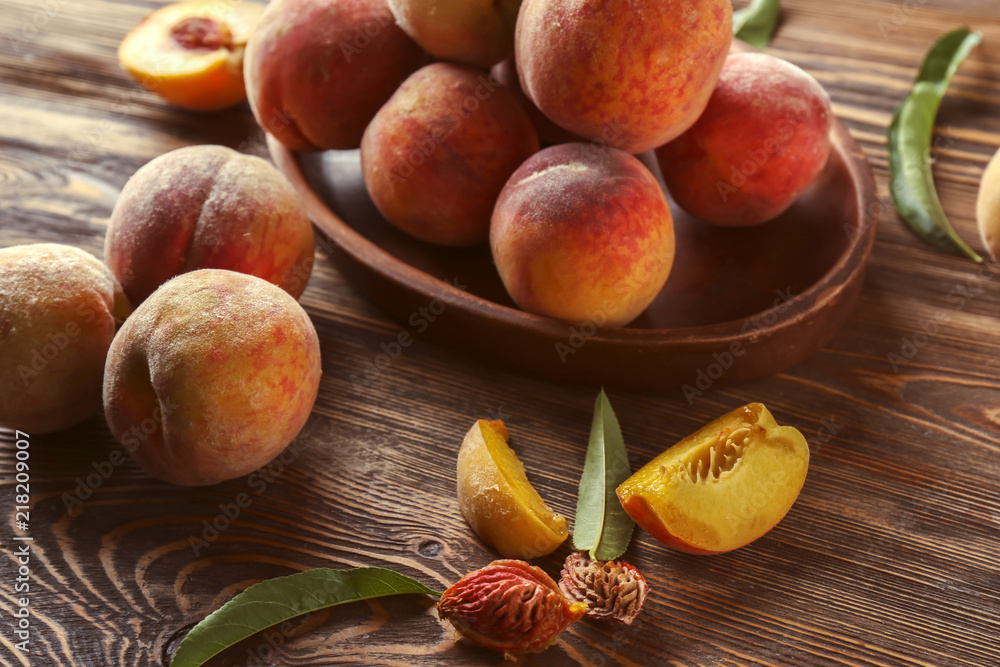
515 0 732 153
360 62 539 246
244 0 425 151
977 146 1000 260
617 403 810 554
118 0 263 111
105 145 314 307
0 244 130 433
491 57 580 146
457 420 568 559
490 143 675 327
656 52 833 227
387 0 521 69
103 269 321 486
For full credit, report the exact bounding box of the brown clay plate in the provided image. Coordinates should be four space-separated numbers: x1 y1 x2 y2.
268 113 877 391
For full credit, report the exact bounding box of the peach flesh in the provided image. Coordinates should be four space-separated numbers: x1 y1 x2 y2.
118 0 262 111
617 403 810 554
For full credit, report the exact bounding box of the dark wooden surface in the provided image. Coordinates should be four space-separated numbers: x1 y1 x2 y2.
2 0 1000 665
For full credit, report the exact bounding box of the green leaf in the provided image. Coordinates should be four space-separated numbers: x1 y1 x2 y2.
733 0 780 49
572 389 635 561
169 567 442 667
888 27 983 263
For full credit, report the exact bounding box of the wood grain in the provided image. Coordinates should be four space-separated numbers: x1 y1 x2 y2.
2 0 1000 665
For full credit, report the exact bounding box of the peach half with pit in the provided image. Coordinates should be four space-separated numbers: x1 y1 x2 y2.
118 0 264 111
103 269 321 486
617 403 810 554
457 419 568 559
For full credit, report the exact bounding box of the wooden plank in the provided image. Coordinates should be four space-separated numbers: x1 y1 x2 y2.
1 0 999 665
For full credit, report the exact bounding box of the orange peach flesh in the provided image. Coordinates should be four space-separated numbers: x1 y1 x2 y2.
617 403 810 554
118 1 263 111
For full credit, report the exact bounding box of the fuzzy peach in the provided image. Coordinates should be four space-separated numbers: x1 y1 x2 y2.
244 0 425 151
0 244 130 433
103 269 321 486
388 0 521 68
490 143 675 327
118 0 263 111
515 0 732 153
361 62 539 246
656 52 833 227
104 145 314 307
491 57 580 146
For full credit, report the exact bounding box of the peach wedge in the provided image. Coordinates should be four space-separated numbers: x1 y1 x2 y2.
119 0 263 111
457 420 568 559
617 403 809 554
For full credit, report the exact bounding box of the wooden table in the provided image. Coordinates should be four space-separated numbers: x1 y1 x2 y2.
2 1 999 664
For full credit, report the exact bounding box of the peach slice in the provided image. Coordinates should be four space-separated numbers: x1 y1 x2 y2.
457 420 568 559
118 0 263 111
617 403 809 554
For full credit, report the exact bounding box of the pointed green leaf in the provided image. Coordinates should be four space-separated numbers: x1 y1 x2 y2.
170 567 442 667
573 389 635 561
888 27 983 262
733 0 780 49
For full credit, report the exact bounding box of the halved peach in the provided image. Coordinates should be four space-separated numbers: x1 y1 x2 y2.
118 0 263 111
617 403 809 554
457 420 568 559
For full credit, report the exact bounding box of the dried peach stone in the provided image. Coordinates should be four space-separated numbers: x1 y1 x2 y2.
438 559 587 656
118 0 263 111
